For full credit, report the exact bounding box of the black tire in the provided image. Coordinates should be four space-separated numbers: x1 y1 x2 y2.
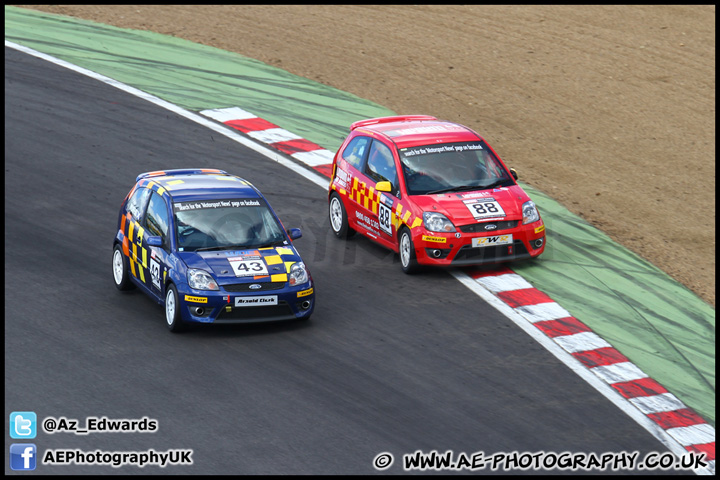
328 193 355 239
398 227 420 274
165 284 186 333
112 243 135 291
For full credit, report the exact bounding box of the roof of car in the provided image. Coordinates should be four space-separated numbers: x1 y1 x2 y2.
136 169 261 202
351 115 482 148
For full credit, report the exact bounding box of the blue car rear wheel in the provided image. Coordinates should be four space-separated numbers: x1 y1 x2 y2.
112 244 135 291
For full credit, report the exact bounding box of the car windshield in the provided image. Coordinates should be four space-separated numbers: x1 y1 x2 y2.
173 198 287 252
399 141 513 195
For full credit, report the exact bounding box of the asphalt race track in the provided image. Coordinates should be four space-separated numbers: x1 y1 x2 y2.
4 47 688 474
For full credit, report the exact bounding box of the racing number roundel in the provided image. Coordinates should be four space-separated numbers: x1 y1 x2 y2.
228 257 268 277
378 202 392 235
464 198 505 220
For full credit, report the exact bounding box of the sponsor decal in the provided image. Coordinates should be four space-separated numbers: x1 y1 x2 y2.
422 235 447 244
223 249 259 257
379 193 394 207
460 191 493 199
184 295 208 303
297 287 314 298
535 224 546 234
235 295 278 307
174 199 261 211
355 210 381 236
335 167 350 185
472 234 513 248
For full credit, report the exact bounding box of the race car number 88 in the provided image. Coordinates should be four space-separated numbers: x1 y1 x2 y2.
464 199 506 219
378 203 392 235
475 202 499 214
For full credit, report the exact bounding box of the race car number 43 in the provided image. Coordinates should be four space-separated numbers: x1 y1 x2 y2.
228 258 268 277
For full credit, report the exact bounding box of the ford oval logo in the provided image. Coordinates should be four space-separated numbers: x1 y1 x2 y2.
249 284 262 290
484 224 498 231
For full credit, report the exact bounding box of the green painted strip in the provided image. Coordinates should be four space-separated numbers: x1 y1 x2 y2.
514 185 715 424
6 6 714 425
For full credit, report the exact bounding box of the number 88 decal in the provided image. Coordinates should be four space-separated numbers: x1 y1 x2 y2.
465 199 505 219
473 202 498 214
378 203 392 235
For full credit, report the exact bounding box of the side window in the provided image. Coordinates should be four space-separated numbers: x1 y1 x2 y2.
127 186 152 221
144 192 170 241
341 136 371 169
365 140 398 191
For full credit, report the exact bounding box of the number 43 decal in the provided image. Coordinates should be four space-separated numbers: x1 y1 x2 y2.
228 258 269 277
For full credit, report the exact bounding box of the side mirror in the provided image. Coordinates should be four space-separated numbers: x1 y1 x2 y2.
147 236 163 247
287 228 302 240
375 181 392 193
510 168 518 181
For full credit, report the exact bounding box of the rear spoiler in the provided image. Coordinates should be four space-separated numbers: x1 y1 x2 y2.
136 168 227 182
350 115 438 131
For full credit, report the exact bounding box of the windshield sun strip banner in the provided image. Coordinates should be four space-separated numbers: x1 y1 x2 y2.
173 198 265 212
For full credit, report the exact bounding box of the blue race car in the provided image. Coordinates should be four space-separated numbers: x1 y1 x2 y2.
112 168 315 332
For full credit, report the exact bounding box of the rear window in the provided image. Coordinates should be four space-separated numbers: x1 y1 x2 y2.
341 136 370 169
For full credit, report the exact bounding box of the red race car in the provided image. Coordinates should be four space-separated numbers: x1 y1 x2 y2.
327 115 545 273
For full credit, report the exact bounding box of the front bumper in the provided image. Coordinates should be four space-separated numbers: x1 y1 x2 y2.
414 221 545 266
177 282 315 324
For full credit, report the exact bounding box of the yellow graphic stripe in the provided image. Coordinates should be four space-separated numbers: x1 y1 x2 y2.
271 274 288 283
348 176 425 230
264 255 282 265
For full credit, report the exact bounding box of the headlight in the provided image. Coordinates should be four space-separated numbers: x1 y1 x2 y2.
289 262 309 286
522 201 539 224
187 269 219 290
423 212 456 233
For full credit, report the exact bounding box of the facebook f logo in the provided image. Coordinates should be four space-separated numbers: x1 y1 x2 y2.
10 411 37 439
10 444 37 470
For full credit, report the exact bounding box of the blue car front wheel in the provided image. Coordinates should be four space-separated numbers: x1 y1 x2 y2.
165 284 186 333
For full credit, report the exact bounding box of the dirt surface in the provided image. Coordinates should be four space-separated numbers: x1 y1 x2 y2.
18 5 715 306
